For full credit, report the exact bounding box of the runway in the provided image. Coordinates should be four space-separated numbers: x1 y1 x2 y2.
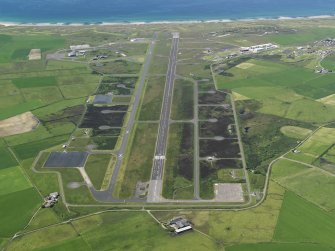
147 32 179 202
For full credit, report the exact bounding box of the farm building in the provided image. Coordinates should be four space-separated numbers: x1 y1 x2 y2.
42 192 59 208
168 217 193 234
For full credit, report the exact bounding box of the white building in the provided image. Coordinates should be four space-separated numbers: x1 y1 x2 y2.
240 43 278 53
70 44 90 51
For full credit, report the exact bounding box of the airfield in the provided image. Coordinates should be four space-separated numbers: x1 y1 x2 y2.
2 18 335 250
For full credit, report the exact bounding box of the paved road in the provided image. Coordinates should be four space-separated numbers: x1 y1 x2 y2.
230 92 251 201
147 33 180 202
89 33 158 202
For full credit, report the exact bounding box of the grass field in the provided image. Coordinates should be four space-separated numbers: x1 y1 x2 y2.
163 123 194 199
0 159 41 239
0 34 65 64
24 209 60 232
57 168 96 204
149 33 171 74
273 163 335 210
139 76 166 121
22 156 74 221
119 123 158 198
271 158 310 180
0 100 43 120
0 188 41 238
227 243 335 251
84 154 111 190
289 127 335 164
12 76 57 88
267 27 335 46
12 135 69 160
0 166 32 196
171 79 194 120
280 126 312 140
216 58 335 123
321 54 335 71
274 191 335 246
7 211 219 251
157 181 284 244
0 147 18 169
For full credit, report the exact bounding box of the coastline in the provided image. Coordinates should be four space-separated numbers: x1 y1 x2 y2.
0 14 334 27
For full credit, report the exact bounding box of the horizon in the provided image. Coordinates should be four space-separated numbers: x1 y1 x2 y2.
0 0 334 23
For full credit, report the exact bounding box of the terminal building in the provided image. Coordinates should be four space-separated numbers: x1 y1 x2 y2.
240 43 278 53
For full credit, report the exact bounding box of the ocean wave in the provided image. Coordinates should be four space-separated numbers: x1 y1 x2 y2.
1 14 334 27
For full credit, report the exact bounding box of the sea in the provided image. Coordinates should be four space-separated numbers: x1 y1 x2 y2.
0 0 334 25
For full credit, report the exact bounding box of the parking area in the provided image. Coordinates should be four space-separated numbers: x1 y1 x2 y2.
93 95 113 105
214 183 244 202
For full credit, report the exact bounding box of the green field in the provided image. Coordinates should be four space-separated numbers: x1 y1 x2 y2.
0 147 18 169
0 188 41 238
171 79 194 120
280 126 312 140
24 209 60 232
0 34 65 64
139 76 166 121
271 158 309 180
216 58 335 123
0 166 32 196
163 123 194 199
0 100 43 120
273 157 335 211
12 76 57 88
7 212 219 251
149 33 171 74
274 191 335 246
322 54 335 71
288 127 335 164
267 28 335 45
227 243 335 251
85 154 111 190
158 181 284 244
119 123 158 198
12 135 69 160
57 168 96 204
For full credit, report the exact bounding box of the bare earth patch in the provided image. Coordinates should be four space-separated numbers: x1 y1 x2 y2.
233 91 250 101
317 94 335 105
0 112 39 137
236 62 255 69
28 49 41 60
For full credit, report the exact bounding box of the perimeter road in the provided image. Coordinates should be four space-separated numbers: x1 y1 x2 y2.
147 32 180 202
89 33 158 202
